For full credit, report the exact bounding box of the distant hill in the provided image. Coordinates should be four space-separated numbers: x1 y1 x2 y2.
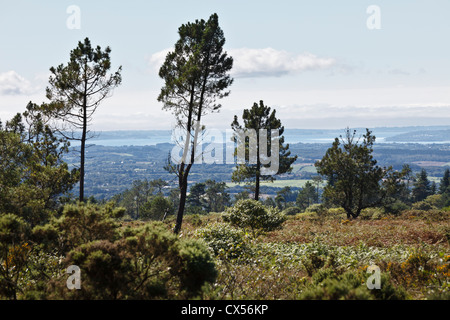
385 129 450 142
77 125 450 146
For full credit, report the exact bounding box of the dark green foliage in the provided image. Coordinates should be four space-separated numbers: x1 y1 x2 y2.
42 201 124 254
223 199 286 237
0 214 32 299
142 195 173 220
0 107 79 226
111 179 175 220
48 222 217 299
65 240 133 300
275 186 297 210
412 169 433 202
440 169 450 194
315 128 394 219
282 206 302 216
300 269 407 300
196 223 250 260
231 100 297 200
45 37 122 201
175 239 217 294
187 179 231 214
296 181 318 210
158 13 233 234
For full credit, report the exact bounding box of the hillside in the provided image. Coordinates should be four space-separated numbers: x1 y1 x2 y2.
385 129 450 142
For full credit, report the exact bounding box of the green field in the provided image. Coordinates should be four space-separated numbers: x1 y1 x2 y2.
291 163 317 174
227 179 317 189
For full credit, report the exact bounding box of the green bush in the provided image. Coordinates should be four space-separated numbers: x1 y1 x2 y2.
47 222 217 299
175 239 217 294
424 194 445 209
300 270 407 300
326 207 346 216
47 201 125 254
282 207 302 216
360 207 385 220
196 223 251 260
0 213 32 299
412 201 436 211
223 199 286 237
383 200 409 215
305 204 325 215
300 272 372 300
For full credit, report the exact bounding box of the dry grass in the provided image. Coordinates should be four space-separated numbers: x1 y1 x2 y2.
180 209 449 300
263 212 449 249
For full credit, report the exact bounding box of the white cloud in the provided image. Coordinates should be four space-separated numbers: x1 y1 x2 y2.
147 49 171 73
0 70 40 95
148 47 336 78
228 48 336 78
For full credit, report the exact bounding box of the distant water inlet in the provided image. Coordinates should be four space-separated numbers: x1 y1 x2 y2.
170 123 280 175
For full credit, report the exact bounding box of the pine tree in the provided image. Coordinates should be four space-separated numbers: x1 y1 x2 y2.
45 37 122 201
439 168 450 194
158 13 233 233
315 128 388 219
231 100 297 201
412 169 432 202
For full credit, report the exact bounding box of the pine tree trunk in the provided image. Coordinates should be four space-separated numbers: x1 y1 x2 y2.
254 172 260 201
174 174 188 234
79 105 87 202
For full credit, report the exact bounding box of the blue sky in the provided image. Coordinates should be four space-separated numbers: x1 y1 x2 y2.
1 0 450 130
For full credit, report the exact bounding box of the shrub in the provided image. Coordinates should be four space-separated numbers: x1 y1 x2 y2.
327 207 346 216
305 204 325 215
402 209 448 221
282 207 302 216
223 199 286 237
196 223 250 260
360 207 384 220
383 200 409 215
300 269 407 300
64 240 133 300
424 194 445 209
48 201 125 253
300 271 372 300
175 239 217 294
0 214 31 300
412 201 436 211
48 222 217 299
185 213 203 227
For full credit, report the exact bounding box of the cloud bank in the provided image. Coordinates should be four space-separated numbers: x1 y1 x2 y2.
148 47 336 78
0 70 39 95
228 48 336 78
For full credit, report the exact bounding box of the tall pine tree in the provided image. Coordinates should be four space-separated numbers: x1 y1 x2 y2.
158 13 233 233
231 100 297 201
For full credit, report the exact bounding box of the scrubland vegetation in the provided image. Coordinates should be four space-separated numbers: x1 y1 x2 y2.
1 196 448 300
